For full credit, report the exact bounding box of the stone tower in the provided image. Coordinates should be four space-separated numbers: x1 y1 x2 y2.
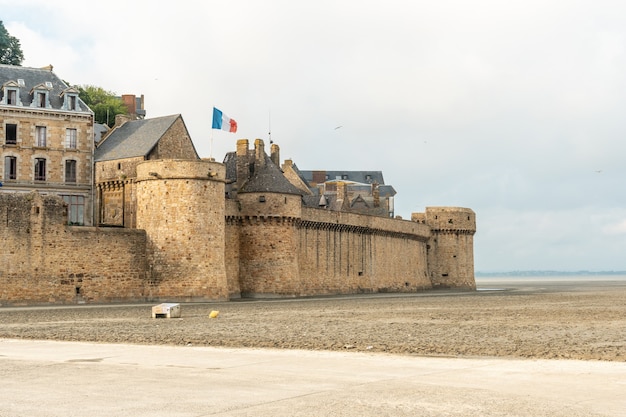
135 159 228 300
423 207 476 290
235 139 304 297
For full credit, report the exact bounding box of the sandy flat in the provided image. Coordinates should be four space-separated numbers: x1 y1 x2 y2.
1 277 625 362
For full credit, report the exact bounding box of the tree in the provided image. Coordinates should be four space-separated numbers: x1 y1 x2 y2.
0 20 24 65
78 85 129 127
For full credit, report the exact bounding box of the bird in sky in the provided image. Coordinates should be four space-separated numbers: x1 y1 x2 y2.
334 125 343 130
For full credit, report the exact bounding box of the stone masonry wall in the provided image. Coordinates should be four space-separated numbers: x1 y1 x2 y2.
135 159 228 301
422 207 476 290
296 208 432 296
0 110 93 185
149 117 199 160
225 199 241 298
0 192 147 305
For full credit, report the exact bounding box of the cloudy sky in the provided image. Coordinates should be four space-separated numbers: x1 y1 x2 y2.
3 0 626 272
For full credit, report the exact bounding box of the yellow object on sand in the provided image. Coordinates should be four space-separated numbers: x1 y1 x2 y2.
209 310 220 318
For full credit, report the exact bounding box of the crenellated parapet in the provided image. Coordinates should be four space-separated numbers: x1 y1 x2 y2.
297 218 429 242
240 215 299 225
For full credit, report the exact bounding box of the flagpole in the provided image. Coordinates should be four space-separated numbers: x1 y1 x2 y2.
268 107 272 144
210 128 214 159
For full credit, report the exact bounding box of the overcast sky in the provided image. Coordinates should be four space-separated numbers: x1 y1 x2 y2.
4 0 626 272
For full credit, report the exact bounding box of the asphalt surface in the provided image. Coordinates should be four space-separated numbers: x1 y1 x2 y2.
1 338 625 417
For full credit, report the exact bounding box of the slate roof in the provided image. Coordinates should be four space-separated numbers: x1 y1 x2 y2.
94 114 181 162
223 151 238 182
300 170 386 185
0 64 91 112
93 123 109 143
240 155 304 195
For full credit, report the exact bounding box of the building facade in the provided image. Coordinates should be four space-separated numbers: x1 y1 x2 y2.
0 64 94 225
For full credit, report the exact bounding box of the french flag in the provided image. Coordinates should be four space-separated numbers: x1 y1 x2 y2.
212 107 238 133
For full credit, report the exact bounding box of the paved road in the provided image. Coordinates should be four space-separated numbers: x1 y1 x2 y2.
1 339 624 416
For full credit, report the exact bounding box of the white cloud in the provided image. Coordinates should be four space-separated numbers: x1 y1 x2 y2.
602 219 626 235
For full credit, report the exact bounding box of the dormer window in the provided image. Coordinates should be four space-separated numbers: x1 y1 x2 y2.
61 87 80 111
36 92 46 107
1 80 22 106
29 83 52 109
7 89 17 105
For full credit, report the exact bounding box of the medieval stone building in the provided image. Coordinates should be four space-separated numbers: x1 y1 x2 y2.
94 114 199 228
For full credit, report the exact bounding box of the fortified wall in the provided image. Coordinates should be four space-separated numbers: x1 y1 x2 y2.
0 193 147 305
1 154 476 305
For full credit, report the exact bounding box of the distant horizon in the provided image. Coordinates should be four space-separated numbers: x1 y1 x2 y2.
475 270 626 277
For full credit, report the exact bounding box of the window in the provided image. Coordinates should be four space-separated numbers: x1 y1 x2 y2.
35 126 47 147
4 156 17 180
68 95 76 110
65 128 77 149
61 195 85 225
5 124 17 145
65 160 77 183
7 89 17 105
37 92 46 107
34 158 46 181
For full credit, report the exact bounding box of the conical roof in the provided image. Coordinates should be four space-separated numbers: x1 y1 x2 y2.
240 155 304 196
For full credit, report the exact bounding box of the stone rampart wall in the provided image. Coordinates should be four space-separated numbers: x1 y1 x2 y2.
1 191 475 305
296 208 432 295
0 193 147 305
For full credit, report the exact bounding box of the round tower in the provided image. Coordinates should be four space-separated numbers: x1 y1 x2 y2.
236 139 304 298
135 159 228 301
425 207 476 290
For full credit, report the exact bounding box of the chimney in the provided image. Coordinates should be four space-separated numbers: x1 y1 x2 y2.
337 182 350 211
372 182 380 208
236 139 249 191
114 114 132 127
121 95 136 116
254 139 266 170
270 143 280 166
